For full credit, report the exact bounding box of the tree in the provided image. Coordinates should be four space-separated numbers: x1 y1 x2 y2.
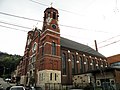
0 51 22 78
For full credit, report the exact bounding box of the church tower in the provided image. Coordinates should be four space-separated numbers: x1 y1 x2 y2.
42 6 60 32
37 7 61 88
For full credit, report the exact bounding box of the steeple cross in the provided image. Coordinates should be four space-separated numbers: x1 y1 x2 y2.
50 2 53 7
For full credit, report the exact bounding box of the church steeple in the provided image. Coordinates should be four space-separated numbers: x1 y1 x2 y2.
42 7 59 32
38 7 61 88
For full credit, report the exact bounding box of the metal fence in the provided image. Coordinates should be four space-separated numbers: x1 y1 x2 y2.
44 82 120 90
45 83 72 90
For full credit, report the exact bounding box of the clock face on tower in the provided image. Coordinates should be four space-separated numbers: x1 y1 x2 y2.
51 24 57 29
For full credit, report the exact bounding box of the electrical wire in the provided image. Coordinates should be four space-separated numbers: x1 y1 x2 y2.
29 0 80 15
0 11 42 22
1 22 120 53
0 24 28 32
0 11 120 49
99 39 120 48
0 11 112 34
98 34 120 44
0 21 32 30
30 0 48 7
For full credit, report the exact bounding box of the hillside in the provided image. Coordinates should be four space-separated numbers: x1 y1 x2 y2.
0 51 22 78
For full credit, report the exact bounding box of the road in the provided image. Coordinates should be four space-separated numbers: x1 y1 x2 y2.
0 78 11 90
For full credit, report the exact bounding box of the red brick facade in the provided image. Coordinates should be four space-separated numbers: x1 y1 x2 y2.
16 7 108 87
107 54 120 65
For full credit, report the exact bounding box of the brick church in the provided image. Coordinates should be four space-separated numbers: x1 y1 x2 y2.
17 7 108 89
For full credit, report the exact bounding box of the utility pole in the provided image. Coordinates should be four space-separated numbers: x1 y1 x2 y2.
94 40 98 52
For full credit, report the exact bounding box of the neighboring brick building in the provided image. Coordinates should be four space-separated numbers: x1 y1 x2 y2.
17 7 108 89
106 54 120 89
107 54 120 67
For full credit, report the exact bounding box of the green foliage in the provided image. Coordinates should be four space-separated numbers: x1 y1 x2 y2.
0 51 22 77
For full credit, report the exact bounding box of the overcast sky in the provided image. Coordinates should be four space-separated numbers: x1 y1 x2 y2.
0 0 120 57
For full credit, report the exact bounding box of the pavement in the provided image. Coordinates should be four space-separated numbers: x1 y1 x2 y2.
0 78 11 90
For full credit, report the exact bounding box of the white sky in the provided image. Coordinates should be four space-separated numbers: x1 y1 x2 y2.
0 0 120 57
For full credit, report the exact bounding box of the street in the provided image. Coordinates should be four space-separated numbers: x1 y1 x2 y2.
0 78 11 90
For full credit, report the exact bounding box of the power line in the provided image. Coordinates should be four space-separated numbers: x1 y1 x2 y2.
0 11 112 34
98 34 120 44
60 24 88 30
1 22 120 52
30 0 48 7
0 21 32 30
0 24 28 32
0 11 42 22
99 39 120 48
1 11 119 46
30 0 80 15
1 11 120 49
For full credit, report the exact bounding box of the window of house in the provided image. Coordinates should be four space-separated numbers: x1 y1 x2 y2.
62 53 66 75
52 42 56 55
72 55 75 74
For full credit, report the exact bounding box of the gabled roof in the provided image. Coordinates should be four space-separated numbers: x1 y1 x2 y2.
60 37 105 58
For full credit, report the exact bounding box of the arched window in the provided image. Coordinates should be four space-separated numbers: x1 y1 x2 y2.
48 12 50 17
55 73 57 81
62 53 66 75
72 55 75 74
90 59 94 70
97 60 100 69
50 73 52 80
79 56 83 73
53 12 56 19
85 58 88 71
83 56 86 72
42 43 44 56
93 59 96 70
32 42 37 53
52 42 56 55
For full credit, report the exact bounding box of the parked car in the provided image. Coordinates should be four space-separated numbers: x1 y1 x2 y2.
0 84 3 90
31 86 36 90
25 86 36 90
10 86 25 90
5 78 11 83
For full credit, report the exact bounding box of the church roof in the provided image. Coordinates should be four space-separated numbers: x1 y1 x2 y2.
60 37 105 58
